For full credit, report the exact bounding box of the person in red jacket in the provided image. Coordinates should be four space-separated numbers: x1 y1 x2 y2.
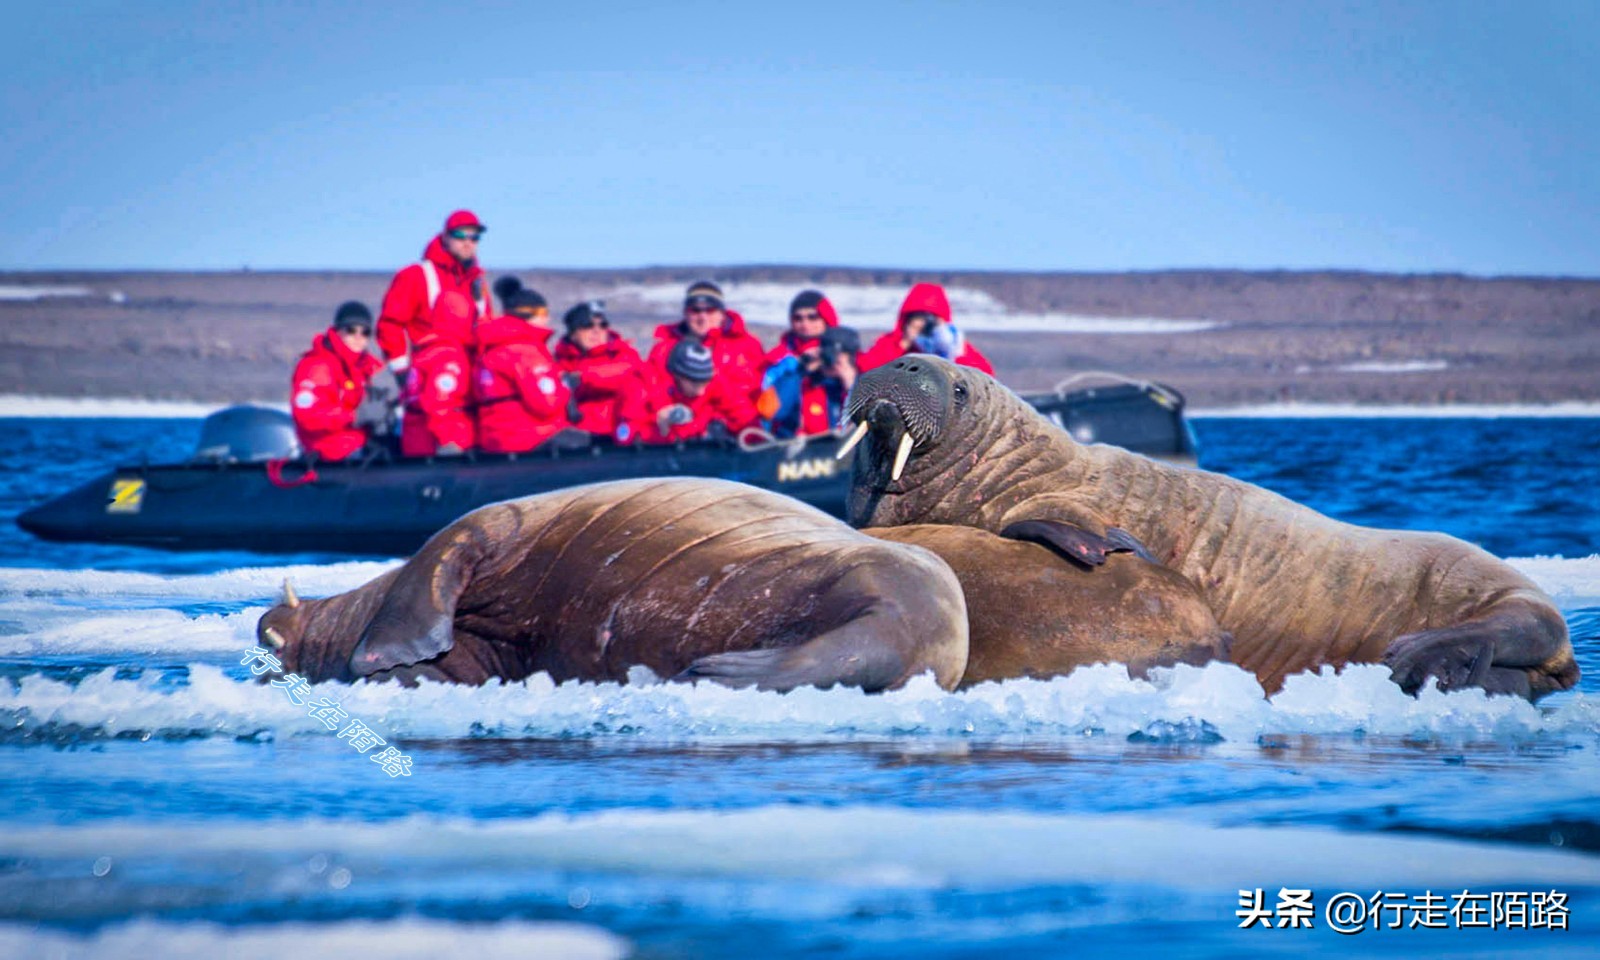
763 289 839 367
472 282 578 454
400 291 477 457
553 300 651 444
290 301 388 461
647 280 766 398
377 210 491 371
858 282 995 376
642 339 759 443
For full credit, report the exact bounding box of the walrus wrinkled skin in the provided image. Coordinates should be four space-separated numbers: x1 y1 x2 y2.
864 525 1232 687
844 357 1579 700
255 478 969 692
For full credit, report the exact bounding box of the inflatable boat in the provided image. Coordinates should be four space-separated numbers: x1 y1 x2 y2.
18 377 1196 556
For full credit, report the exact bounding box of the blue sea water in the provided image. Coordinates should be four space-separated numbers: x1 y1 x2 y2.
1 414 1597 959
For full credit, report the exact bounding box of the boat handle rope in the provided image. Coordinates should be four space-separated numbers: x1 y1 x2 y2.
265 459 320 488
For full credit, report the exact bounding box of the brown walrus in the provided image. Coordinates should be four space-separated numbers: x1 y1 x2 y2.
864 524 1232 686
255 478 969 692
840 356 1578 699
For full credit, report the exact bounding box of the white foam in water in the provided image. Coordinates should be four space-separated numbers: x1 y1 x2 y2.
0 918 628 960
0 561 401 603
0 395 230 418
2 806 1596 892
1192 402 1600 418
610 281 1222 333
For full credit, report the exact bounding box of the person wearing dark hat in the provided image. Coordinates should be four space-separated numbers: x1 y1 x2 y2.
554 300 652 444
492 275 549 323
646 280 767 401
757 324 863 439
376 209 491 372
289 301 388 460
763 289 840 367
471 282 575 453
641 337 759 443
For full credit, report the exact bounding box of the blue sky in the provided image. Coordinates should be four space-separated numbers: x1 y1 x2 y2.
3 1 1596 275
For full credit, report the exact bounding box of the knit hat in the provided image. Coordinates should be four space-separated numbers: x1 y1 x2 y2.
684 280 724 311
443 209 486 233
563 300 608 332
667 339 716 382
333 300 373 331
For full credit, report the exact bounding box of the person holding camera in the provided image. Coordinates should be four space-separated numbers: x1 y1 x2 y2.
757 325 862 438
642 338 759 443
858 282 994 375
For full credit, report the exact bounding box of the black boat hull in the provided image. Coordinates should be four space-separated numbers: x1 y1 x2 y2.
18 383 1195 556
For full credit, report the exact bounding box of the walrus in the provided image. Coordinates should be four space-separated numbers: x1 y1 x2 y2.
840 356 1579 699
864 524 1232 686
255 478 969 692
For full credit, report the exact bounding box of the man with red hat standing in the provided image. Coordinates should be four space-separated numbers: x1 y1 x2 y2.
376 210 491 372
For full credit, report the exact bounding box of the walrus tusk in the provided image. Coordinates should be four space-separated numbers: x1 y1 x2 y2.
835 420 870 460
891 432 915 482
282 579 300 608
262 627 286 649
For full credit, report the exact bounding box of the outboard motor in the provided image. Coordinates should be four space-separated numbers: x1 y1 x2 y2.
192 405 301 462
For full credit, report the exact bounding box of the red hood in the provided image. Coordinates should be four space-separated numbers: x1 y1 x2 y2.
421 234 484 285
555 330 629 361
654 308 751 344
896 283 951 332
476 315 554 350
815 296 840 328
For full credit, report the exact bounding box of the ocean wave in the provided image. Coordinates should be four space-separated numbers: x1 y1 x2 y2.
1 918 627 960
4 659 1595 746
3 806 1597 893
0 561 400 604
1193 403 1600 418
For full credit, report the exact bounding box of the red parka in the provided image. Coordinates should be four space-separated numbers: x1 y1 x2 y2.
858 283 995 375
290 328 385 461
377 235 488 363
554 332 652 443
400 292 477 457
641 377 760 444
473 317 574 453
763 294 840 367
647 310 767 398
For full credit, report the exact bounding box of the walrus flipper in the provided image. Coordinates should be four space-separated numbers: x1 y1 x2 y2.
1381 601 1579 701
348 524 484 678
1000 519 1147 569
674 628 908 694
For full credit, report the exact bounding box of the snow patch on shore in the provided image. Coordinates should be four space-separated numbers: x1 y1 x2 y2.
611 281 1222 334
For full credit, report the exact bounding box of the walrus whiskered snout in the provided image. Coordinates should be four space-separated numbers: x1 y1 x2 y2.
840 359 957 484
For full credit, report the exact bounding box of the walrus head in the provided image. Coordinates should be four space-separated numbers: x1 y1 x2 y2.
843 357 1053 527
254 578 371 683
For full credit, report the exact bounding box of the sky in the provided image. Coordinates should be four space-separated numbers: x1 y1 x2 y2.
2 0 1597 275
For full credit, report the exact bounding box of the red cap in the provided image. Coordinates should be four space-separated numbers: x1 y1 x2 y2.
443 209 486 233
